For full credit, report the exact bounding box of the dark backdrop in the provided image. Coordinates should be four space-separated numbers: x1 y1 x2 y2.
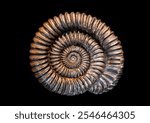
2 0 149 106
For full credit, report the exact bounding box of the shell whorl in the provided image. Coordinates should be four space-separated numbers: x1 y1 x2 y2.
30 12 124 95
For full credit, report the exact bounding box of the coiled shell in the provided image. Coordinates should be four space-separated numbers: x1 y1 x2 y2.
30 12 124 95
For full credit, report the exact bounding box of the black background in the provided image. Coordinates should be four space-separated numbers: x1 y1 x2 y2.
2 0 149 106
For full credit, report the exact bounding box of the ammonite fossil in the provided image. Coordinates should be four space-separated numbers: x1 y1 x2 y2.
30 12 124 95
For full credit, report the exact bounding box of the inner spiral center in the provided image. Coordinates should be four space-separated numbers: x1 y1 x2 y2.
63 48 82 69
67 52 79 63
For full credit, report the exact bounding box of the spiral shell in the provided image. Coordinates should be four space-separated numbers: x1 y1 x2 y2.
30 12 124 95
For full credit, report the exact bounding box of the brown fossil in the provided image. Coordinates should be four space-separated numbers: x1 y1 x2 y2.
29 12 124 95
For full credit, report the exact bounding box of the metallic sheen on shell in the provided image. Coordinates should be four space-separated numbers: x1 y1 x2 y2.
30 12 124 95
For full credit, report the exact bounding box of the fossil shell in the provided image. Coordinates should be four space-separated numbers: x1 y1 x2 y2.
30 12 124 95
